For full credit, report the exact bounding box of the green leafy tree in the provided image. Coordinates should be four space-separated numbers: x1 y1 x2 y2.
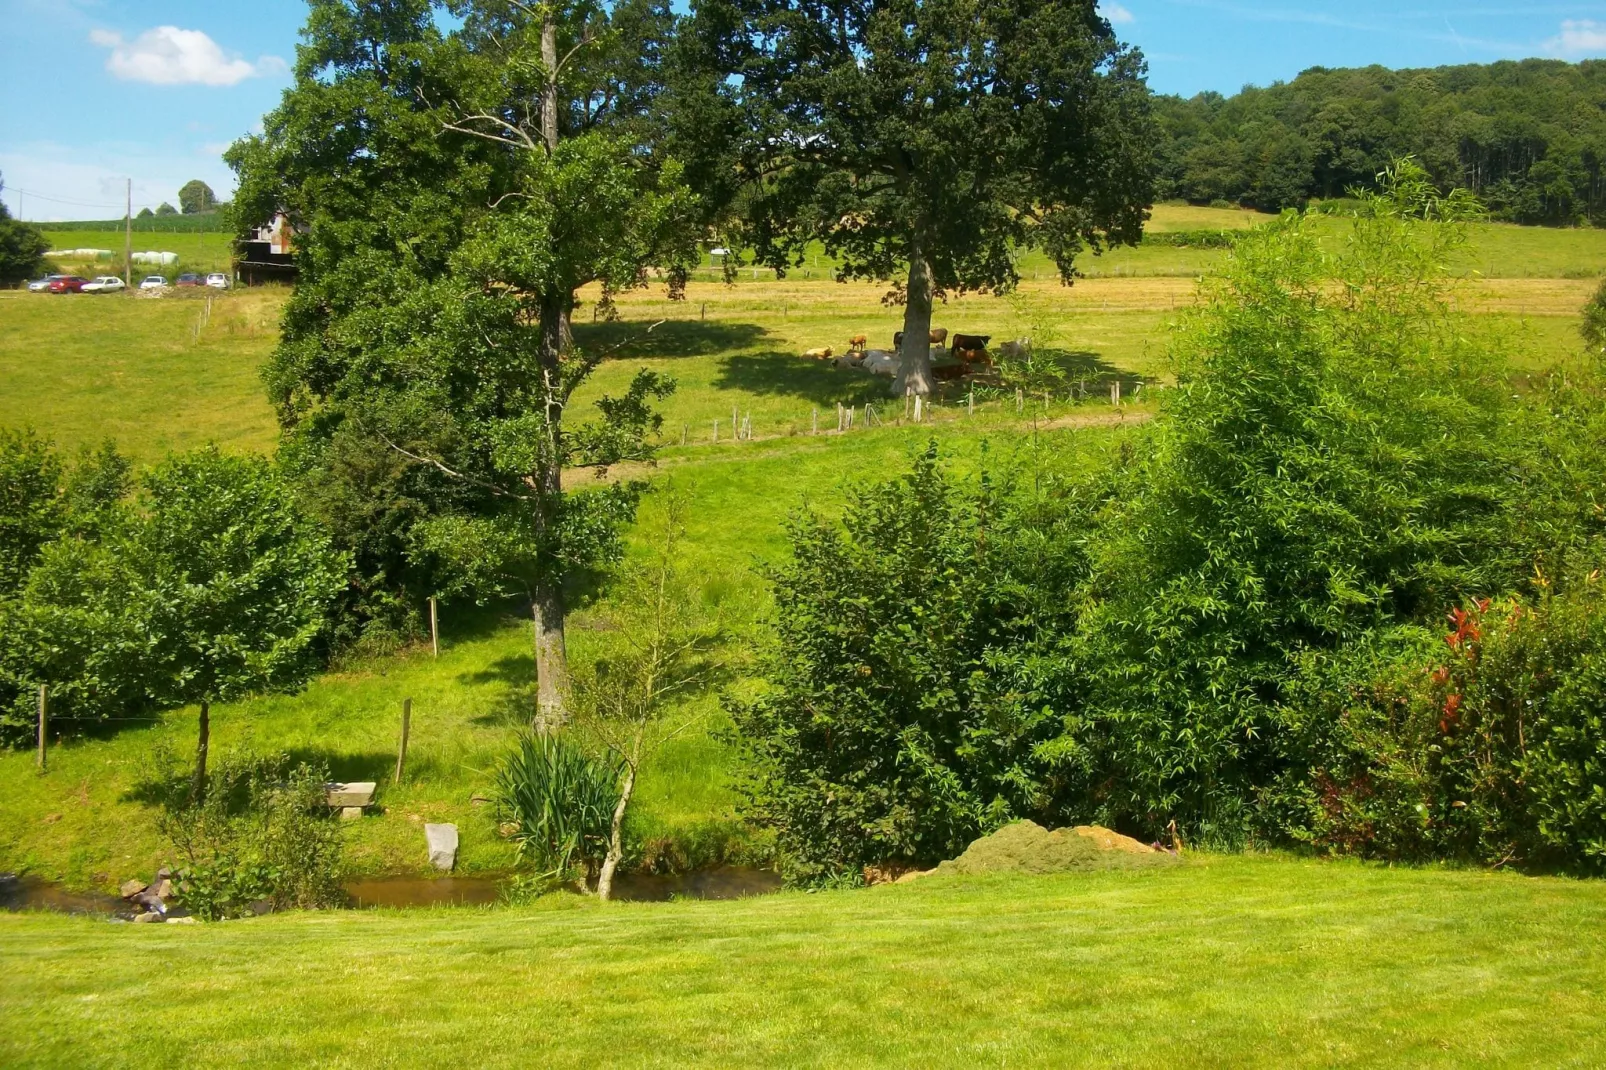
155 202 178 217
137 207 155 219
733 447 1098 883
0 178 50 287
231 0 701 726
1065 165 1515 840
697 0 1156 393
177 180 217 215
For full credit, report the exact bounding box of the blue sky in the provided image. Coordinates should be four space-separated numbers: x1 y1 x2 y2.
6 0 1606 220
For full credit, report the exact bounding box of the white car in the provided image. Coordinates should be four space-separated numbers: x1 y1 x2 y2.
27 275 65 292
205 272 230 290
139 275 169 290
81 276 127 293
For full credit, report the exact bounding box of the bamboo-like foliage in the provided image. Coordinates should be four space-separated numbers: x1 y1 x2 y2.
494 732 622 880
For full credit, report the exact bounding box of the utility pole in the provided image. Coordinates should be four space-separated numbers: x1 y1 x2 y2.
124 179 133 288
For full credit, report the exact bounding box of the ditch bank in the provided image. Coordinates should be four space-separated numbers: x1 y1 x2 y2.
0 866 784 919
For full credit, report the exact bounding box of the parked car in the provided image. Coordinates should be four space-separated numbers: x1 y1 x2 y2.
81 276 127 293
205 272 230 290
140 275 169 290
46 276 90 294
175 273 205 288
27 275 66 293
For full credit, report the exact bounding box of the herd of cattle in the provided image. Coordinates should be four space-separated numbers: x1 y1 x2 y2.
804 329 1027 381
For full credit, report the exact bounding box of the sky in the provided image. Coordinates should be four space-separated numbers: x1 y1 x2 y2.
6 1 1606 220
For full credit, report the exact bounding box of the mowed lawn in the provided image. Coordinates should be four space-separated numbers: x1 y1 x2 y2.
3 855 1605 1067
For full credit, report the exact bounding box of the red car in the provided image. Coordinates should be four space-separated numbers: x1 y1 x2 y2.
47 276 90 293
175 273 205 288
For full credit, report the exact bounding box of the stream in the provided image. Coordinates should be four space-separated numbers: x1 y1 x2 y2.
1 866 783 917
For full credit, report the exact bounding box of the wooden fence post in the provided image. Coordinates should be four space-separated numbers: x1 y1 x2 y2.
429 597 439 658
968 388 974 417
713 419 719 444
394 698 412 785
812 408 818 435
36 684 47 772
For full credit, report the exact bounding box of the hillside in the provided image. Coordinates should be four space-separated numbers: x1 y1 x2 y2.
1155 58 1606 225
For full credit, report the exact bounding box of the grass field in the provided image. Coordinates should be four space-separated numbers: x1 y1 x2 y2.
39 230 235 280
4 855 1606 1067
0 288 280 462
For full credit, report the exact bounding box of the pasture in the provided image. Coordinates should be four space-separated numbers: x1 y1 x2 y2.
4 855 1606 1066
0 203 1599 889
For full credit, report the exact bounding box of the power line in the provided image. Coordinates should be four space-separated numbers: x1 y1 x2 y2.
8 186 163 213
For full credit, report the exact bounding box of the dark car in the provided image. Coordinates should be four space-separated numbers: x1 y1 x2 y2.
175 273 205 288
46 276 90 294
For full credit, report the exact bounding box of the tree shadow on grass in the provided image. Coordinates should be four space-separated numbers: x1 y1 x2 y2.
1007 349 1159 396
573 319 769 360
714 351 893 407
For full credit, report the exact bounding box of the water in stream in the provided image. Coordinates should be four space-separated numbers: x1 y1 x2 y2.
1 866 783 917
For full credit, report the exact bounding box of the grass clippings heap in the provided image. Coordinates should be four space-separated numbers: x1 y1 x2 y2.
933 820 1177 877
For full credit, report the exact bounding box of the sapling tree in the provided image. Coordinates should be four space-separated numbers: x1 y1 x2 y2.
128 450 347 799
575 497 724 900
696 0 1157 393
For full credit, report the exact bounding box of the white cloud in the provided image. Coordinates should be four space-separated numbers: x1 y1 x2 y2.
1101 2 1136 25
90 26 286 87
1547 20 1606 58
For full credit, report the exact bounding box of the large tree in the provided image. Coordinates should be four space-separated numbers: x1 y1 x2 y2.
0 177 49 287
178 179 217 215
230 0 702 727
697 0 1156 393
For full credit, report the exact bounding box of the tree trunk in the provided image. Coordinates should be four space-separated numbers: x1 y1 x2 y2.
192 699 210 803
532 586 570 733
897 235 937 396
540 14 560 153
532 288 571 733
596 759 638 902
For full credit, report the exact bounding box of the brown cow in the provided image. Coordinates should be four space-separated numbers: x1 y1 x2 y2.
950 334 992 365
847 334 868 353
892 329 949 350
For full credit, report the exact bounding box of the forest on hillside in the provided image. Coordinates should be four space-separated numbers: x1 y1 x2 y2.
1156 58 1606 226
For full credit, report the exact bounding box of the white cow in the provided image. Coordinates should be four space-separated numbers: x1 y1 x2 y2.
998 338 1031 360
862 349 901 376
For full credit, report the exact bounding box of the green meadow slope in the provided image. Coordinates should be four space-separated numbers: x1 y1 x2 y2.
0 203 1597 889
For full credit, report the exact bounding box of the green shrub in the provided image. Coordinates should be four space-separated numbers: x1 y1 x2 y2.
1580 279 1606 356
731 446 1104 884
1282 575 1606 873
1140 230 1237 249
494 733 621 885
157 751 345 919
1064 169 1515 843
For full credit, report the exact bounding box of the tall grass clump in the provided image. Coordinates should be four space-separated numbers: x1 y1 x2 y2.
494 733 621 888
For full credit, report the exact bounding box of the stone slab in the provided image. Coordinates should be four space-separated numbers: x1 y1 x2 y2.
425 823 459 871
325 782 376 808
340 806 364 821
